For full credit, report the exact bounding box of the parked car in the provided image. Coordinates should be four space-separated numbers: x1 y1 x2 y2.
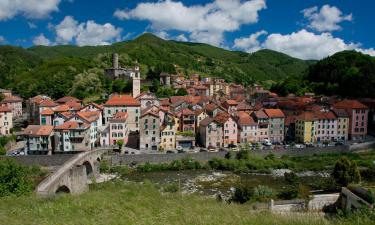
208 146 218 152
228 144 239 151
199 148 208 152
166 150 174 154
295 144 305 149
327 142 335 147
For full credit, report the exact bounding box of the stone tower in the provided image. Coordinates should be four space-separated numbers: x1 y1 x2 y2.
132 62 141 97
112 53 119 69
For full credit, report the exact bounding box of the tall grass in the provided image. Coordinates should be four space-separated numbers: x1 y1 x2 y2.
0 181 373 225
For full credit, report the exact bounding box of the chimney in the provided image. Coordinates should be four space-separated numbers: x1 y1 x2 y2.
112 53 119 69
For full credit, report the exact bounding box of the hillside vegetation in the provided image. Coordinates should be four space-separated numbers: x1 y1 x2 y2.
271 51 375 97
0 33 310 99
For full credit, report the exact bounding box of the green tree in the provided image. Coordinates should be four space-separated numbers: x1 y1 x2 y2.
332 156 361 187
0 159 32 197
176 88 188 96
116 140 124 151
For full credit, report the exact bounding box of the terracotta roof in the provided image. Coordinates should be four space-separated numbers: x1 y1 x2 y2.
1 95 22 103
54 121 89 130
284 115 296 125
253 110 268 119
297 111 316 121
199 117 214 127
39 99 58 107
105 95 140 106
235 111 256 126
333 100 368 110
60 112 73 118
314 110 337 120
65 101 81 110
205 103 217 112
40 108 54 116
214 112 231 124
225 100 238 105
181 108 194 115
0 106 11 112
76 111 100 123
56 96 81 104
110 112 128 122
264 109 285 118
54 104 70 112
23 125 53 136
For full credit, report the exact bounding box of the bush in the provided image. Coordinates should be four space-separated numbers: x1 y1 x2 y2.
0 159 32 197
162 182 180 193
284 171 299 185
0 146 6 155
225 151 235 159
277 186 298 200
332 156 361 186
361 166 375 181
236 149 251 160
253 185 274 201
231 185 254 204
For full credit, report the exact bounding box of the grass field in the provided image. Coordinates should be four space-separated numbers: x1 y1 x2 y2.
0 181 373 225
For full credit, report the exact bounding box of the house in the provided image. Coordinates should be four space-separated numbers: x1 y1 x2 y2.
160 113 178 151
194 85 209 96
178 108 196 133
107 112 129 147
160 72 171 86
313 110 338 143
235 111 258 144
139 108 160 151
222 100 238 114
136 91 160 109
40 108 55 125
264 109 285 143
0 106 12 135
54 121 91 152
26 95 52 124
0 88 12 97
1 95 23 117
73 111 102 148
332 108 350 141
251 110 269 142
199 117 223 148
104 94 141 131
79 102 104 124
195 109 208 130
215 112 238 147
23 125 54 155
333 100 369 141
295 112 316 144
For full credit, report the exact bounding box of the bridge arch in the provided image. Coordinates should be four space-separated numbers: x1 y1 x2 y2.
82 161 93 178
96 157 101 162
55 185 70 194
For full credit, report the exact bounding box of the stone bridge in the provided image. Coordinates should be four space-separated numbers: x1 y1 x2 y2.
36 148 109 196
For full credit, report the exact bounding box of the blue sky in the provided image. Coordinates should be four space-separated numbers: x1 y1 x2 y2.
0 0 374 60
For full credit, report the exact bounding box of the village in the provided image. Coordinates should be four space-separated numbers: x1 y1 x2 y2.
1 54 374 156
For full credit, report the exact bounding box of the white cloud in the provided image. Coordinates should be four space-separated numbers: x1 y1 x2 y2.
154 31 170 40
0 35 5 42
302 5 352 32
233 30 267 52
0 0 61 20
176 34 188 42
32 33 51 46
114 0 266 46
234 29 375 60
54 16 122 46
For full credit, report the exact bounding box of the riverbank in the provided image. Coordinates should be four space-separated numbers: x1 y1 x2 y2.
0 181 372 225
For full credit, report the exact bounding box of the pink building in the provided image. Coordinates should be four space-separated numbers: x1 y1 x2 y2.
214 112 238 147
333 100 369 141
109 112 129 146
1 95 23 117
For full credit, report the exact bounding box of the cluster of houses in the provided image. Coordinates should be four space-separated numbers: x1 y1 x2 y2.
1 70 375 155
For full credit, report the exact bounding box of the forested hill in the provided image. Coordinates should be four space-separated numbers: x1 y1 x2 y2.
0 33 312 99
271 51 375 98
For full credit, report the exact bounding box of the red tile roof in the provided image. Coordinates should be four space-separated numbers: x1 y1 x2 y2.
110 112 128 122
0 106 11 112
40 108 54 116
214 112 231 124
54 104 70 112
235 111 256 126
314 110 337 120
76 111 100 123
264 109 285 118
56 96 81 104
54 121 89 130
333 100 368 110
39 99 58 107
1 95 22 103
23 125 54 136
105 95 140 106
297 111 316 121
225 100 238 105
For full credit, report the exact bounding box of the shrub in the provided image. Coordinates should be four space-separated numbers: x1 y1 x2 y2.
332 156 361 186
231 185 253 204
236 149 251 160
264 153 275 160
162 182 180 193
0 146 6 155
277 186 298 200
284 171 299 185
361 166 375 181
253 185 274 201
0 159 32 197
224 151 234 159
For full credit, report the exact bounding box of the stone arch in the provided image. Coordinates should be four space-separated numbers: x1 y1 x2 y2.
96 157 101 162
82 161 93 178
55 185 70 194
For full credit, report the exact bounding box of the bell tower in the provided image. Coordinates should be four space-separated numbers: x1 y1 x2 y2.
132 61 141 97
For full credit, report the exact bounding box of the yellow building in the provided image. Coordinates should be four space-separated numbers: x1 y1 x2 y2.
195 109 208 129
159 114 179 151
295 112 315 143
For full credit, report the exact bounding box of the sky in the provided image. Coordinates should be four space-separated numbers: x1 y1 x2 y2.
0 0 374 60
